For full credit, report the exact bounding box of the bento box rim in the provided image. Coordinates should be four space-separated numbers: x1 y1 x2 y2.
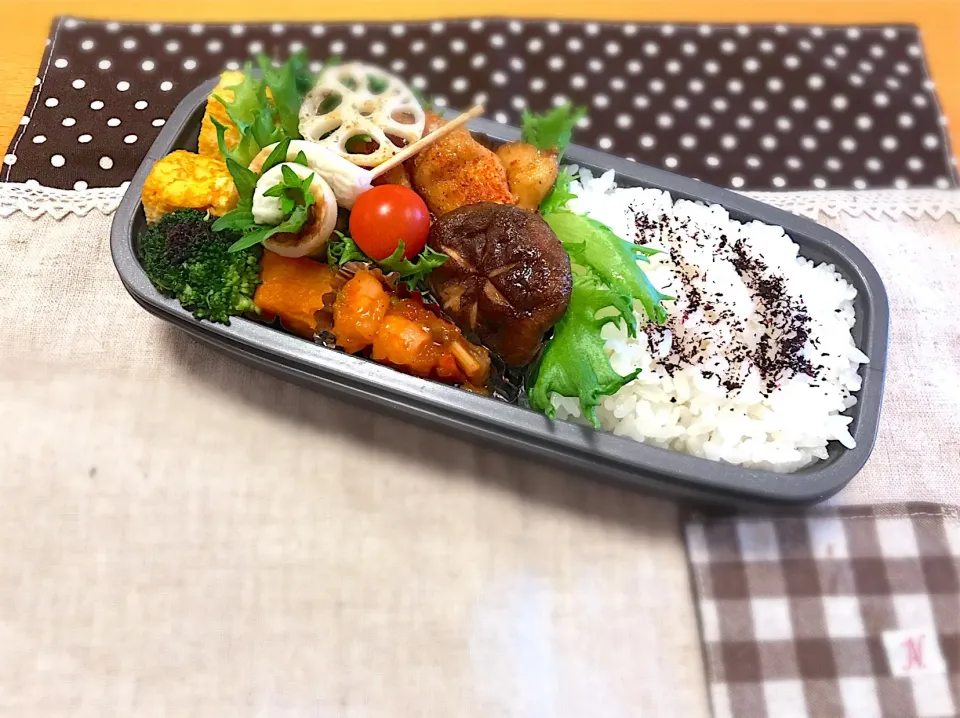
110 76 890 507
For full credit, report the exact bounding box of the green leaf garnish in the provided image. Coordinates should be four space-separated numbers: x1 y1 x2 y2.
528 274 642 428
377 242 449 290
292 150 309 166
539 167 578 215
521 102 587 159
224 157 259 203
256 53 304 139
260 138 292 176
211 208 256 232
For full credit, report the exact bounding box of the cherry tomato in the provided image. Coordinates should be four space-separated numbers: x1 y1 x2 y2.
349 185 431 261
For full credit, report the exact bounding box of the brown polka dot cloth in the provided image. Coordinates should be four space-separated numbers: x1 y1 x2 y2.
687 504 960 718
4 16 958 192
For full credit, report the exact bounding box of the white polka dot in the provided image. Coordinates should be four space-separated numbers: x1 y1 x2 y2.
826 157 842 172
807 74 824 90
78 134 92 143
61 117 76 127
623 23 637 36
886 77 902 91
50 154 65 168
815 117 832 132
225 60 240 71
712 97 729 112
791 97 808 112
246 41 260 54
898 113 914 129
688 78 705 94
490 34 505 48
3 154 16 166
617 114 634 130
890 177 908 190
761 135 777 150
772 175 786 187
661 24 676 36
494 112 508 124
853 178 867 190
98 59 111 70
122 38 137 50
152 118 166 127
90 100 104 110
721 134 737 150
731 175 745 188
106 22 120 33
736 115 753 130
32 135 46 144
682 41 697 57
786 156 802 170
633 95 650 109
726 79 743 94
840 136 856 152
859 60 874 74
832 95 848 111
833 44 849 57
649 79 665 94
107 118 121 127
81 39 95 51
799 39 813 52
470 54 486 70
567 37 583 52
883 27 897 39
907 157 924 172
547 21 562 35
232 24 245 36
491 71 507 86
784 55 800 69
160 81 173 92
923 134 939 150
585 22 600 36
134 100 148 110
776 116 792 132
706 155 720 168
431 57 447 72
760 40 777 54
673 97 690 111
907 44 921 57
74 180 88 191
855 114 873 131
511 97 526 111
870 44 887 59
697 115 713 129
72 79 85 89
527 38 545 54
665 59 682 75
588 58 604 73
680 134 697 149
183 59 197 71
850 74 864 87
874 92 890 108
895 62 911 76
576 116 590 129
913 94 929 108
664 156 679 169
593 94 610 109
33 77 39 87
705 60 721 75
657 113 674 129
627 59 642 74
749 98 766 113
602 41 620 57
148 24 163 35
410 40 425 54
644 41 660 56
698 24 713 36
598 136 613 150
936 177 951 189
813 177 827 189
411 75 427 90
865 157 882 172
720 39 737 54
20 115 30 126
116 81 130 92
824 56 839 69
610 77 627 92
207 39 223 54
767 77 784 93
54 58 68 69
801 135 817 151
746 155 761 168
44 97 59 108
570 74 586 90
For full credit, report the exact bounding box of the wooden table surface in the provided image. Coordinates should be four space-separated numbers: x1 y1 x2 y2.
3 0 960 156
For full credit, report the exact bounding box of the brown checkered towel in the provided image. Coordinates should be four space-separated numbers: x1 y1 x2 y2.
686 504 960 717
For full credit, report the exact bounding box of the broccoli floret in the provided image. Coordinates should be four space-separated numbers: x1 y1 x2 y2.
138 209 262 324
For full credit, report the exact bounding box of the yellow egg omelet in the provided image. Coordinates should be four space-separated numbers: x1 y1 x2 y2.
198 70 246 160
141 150 238 224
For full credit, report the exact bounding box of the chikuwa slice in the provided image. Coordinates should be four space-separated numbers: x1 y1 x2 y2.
252 162 338 258
299 62 426 168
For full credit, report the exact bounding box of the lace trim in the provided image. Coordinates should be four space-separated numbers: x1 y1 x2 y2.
2 181 960 222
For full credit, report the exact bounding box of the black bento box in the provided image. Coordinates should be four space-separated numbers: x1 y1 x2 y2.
111 77 889 508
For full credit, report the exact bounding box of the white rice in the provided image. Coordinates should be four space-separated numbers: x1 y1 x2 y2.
552 170 869 473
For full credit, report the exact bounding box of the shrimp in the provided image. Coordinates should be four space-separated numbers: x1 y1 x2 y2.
332 269 390 354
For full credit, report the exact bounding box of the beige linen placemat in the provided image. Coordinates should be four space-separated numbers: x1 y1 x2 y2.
0 211 708 717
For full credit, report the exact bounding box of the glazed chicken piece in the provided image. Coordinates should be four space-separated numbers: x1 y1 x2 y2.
495 142 560 211
410 111 514 216
330 268 491 387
